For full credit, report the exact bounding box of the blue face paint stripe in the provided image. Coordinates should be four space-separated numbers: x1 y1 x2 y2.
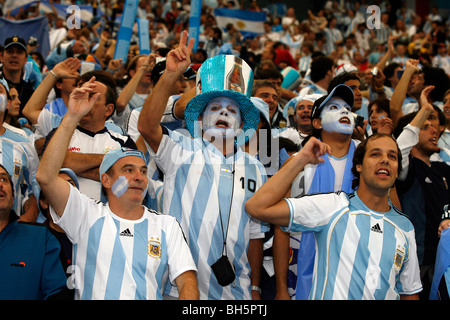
111 176 129 198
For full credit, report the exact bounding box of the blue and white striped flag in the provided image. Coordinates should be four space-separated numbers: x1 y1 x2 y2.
213 8 266 37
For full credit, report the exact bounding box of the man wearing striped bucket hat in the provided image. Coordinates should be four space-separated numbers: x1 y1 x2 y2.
138 31 269 300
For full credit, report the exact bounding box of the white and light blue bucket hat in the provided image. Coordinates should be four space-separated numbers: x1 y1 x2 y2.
184 55 260 146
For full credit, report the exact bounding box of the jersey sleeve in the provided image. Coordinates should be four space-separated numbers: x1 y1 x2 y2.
146 127 196 176
396 124 420 182
49 184 103 244
249 162 270 238
165 215 197 283
282 192 348 233
396 228 423 296
36 108 62 137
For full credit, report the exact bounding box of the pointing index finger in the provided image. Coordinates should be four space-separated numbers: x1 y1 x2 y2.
179 30 188 48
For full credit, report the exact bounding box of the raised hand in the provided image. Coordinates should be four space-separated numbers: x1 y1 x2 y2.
52 57 81 79
67 76 100 119
419 85 435 111
405 58 421 73
139 53 159 73
377 116 394 135
165 30 195 74
299 136 331 165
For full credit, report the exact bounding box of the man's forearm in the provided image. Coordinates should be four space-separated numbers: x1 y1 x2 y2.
390 68 415 126
37 114 79 192
176 271 199 300
61 151 104 175
23 70 58 124
116 67 146 113
248 238 263 299
138 70 182 151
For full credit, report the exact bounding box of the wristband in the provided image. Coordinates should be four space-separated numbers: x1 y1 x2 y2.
442 204 450 220
49 70 58 80
251 285 262 294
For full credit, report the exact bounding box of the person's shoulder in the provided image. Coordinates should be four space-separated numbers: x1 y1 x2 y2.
17 221 55 238
144 207 180 227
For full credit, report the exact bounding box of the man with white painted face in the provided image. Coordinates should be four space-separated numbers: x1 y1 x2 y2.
273 84 361 299
36 76 198 300
138 31 269 300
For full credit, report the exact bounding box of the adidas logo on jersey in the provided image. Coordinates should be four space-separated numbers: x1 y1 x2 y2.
119 228 133 237
371 223 383 234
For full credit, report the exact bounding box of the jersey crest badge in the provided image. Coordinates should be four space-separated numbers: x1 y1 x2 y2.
393 246 405 271
147 237 161 259
13 161 21 178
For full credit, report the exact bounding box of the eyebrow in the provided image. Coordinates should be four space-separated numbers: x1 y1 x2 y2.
368 147 398 154
121 163 148 170
0 173 10 181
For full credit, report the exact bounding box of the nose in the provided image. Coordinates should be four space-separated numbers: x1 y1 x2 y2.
219 107 229 116
341 107 349 114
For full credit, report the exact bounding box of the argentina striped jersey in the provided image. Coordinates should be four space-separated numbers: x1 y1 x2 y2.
148 128 269 300
49 185 196 300
283 191 422 300
0 133 39 215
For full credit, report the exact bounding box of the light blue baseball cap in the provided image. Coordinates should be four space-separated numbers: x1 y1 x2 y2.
99 148 146 180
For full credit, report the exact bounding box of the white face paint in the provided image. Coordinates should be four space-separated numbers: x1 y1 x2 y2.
320 97 354 134
202 97 242 138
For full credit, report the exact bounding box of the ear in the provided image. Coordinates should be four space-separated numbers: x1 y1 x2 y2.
55 82 62 90
105 103 114 118
312 118 322 130
39 198 49 210
101 172 112 189
356 163 362 173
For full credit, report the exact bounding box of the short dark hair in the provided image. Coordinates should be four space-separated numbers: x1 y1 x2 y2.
310 56 334 83
252 79 277 96
368 99 391 118
351 133 402 190
393 105 446 139
255 68 283 81
422 66 450 102
328 72 360 93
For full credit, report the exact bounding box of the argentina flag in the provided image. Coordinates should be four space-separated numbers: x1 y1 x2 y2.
213 8 266 37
